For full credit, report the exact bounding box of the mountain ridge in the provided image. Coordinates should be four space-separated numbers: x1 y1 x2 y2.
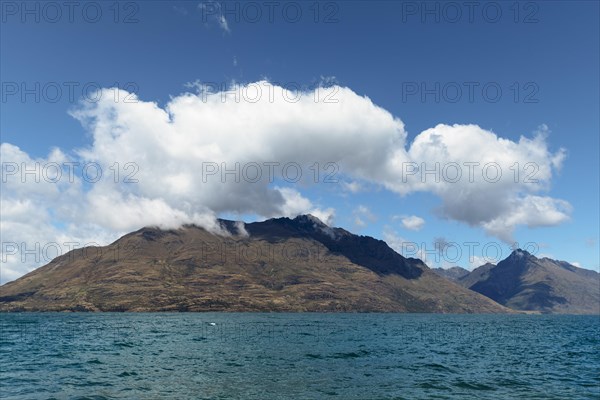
459 249 599 314
0 215 509 313
1 216 597 314
432 266 470 281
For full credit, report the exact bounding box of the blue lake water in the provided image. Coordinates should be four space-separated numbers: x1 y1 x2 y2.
0 313 598 399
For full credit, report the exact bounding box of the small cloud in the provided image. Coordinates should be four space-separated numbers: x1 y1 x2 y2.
382 226 429 265
534 123 550 137
218 15 230 33
233 56 238 67
198 1 231 33
382 227 407 253
353 205 376 228
355 217 366 228
468 255 487 269
570 261 582 268
235 221 249 238
400 215 425 231
342 181 363 193
538 253 554 259
319 76 338 87
309 208 335 226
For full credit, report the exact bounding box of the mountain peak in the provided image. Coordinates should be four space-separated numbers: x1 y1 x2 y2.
462 249 600 313
291 214 338 239
509 248 534 260
432 266 470 282
293 214 328 227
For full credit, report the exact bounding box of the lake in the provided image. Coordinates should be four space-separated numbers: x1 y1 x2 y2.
1 313 598 399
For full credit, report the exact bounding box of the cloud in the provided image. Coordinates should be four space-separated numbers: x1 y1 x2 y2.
480 196 571 242
390 123 568 241
382 227 408 254
235 221 249 237
382 226 429 266
342 181 363 193
1 81 569 282
198 2 231 33
353 205 376 228
538 253 555 260
218 15 230 33
467 256 484 269
309 208 335 226
400 215 425 231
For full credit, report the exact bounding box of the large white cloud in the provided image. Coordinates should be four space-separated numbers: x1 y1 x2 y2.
389 123 569 239
0 81 569 282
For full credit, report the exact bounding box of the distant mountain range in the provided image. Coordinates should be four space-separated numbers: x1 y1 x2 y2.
464 250 598 314
1 215 598 313
431 266 470 281
434 251 599 314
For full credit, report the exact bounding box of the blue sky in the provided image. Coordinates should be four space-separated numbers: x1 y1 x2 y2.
1 1 598 280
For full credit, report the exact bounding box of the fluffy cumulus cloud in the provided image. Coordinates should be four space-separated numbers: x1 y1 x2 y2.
1 81 569 282
391 123 569 242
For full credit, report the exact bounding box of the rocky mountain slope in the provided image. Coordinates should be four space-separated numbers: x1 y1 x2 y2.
457 263 496 288
0 215 509 313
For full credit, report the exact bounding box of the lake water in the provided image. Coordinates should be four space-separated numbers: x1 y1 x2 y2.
1 313 598 399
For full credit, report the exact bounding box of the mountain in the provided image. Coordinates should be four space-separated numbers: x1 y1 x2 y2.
460 250 600 314
0 215 510 313
432 266 470 281
457 262 496 288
